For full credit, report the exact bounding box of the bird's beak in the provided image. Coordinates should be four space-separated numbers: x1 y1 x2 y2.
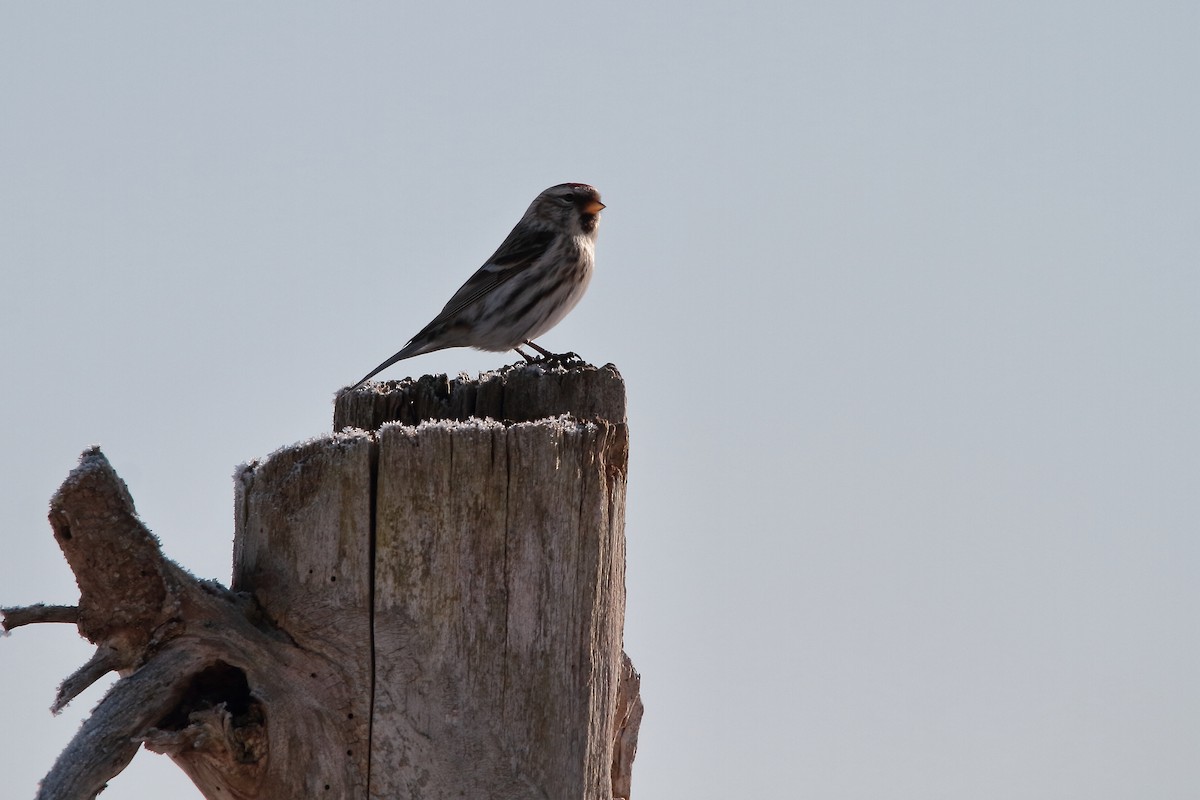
584 200 606 215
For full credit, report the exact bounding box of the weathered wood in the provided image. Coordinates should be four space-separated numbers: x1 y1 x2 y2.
611 654 644 800
3 445 376 800
334 360 627 431
5 364 641 799
38 647 209 800
0 604 79 629
370 415 628 797
229 430 375 797
46 447 181 667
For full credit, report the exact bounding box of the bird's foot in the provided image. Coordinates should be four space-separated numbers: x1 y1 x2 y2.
516 341 584 367
537 350 585 367
513 343 588 371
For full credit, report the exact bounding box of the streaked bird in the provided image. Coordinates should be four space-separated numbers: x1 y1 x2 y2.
351 182 604 388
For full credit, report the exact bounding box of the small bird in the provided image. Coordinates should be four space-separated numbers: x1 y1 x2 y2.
351 182 605 388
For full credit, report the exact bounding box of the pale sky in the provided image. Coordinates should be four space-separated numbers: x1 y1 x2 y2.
2 3 1198 798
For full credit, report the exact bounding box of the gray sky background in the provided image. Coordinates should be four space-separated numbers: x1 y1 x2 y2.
2 3 1197 798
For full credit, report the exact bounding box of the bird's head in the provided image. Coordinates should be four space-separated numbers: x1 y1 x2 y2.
528 183 605 237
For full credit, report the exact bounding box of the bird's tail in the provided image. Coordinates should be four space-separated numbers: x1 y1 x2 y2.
349 337 450 388
350 341 419 389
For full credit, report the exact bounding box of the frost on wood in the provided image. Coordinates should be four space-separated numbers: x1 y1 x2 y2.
334 359 627 430
4 361 641 800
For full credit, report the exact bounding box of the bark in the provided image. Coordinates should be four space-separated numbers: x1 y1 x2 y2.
3 361 641 799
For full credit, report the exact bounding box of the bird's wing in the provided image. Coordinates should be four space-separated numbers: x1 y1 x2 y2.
426 227 556 325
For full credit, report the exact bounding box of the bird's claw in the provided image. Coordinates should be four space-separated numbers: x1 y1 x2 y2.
537 350 584 366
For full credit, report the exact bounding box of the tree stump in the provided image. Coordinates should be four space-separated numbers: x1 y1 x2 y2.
2 361 642 800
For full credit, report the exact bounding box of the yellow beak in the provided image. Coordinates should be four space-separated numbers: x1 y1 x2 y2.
584 199 606 215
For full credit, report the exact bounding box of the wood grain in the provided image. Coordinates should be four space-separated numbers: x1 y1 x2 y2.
7 365 639 799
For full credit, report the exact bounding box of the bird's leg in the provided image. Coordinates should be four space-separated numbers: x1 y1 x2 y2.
513 345 538 362
522 340 583 364
523 340 556 358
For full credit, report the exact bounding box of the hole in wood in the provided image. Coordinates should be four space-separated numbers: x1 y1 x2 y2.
155 661 256 730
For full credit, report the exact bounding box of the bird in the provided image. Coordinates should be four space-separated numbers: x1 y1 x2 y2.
350 182 604 388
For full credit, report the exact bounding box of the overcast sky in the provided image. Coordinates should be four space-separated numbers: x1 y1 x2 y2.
2 3 1197 798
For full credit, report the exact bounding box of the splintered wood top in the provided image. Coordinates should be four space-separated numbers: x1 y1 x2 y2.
333 360 626 431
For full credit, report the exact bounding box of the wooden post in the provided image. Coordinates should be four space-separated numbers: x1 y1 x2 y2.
2 362 641 800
